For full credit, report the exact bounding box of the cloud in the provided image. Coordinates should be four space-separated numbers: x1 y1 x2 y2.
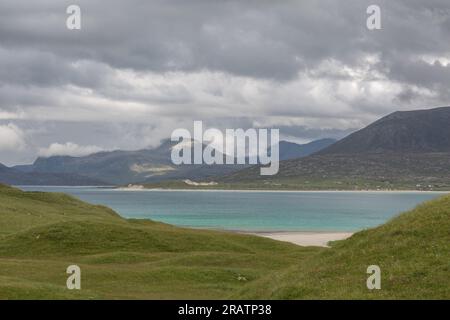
0 1 448 123
0 123 26 151
38 142 103 157
0 0 449 164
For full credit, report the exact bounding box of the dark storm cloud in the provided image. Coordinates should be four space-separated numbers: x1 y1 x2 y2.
0 0 447 81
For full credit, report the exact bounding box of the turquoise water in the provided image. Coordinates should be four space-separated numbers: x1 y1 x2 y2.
18 186 443 232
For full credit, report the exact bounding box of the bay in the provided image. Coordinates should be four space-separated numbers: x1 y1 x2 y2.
18 186 443 232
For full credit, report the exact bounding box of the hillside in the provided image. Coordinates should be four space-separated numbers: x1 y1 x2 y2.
236 194 450 299
219 152 450 190
0 184 448 299
0 163 106 186
217 107 450 190
320 106 450 154
0 184 309 299
14 140 247 185
278 138 336 160
10 138 335 186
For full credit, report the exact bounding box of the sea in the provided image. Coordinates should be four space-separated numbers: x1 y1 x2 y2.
18 186 444 232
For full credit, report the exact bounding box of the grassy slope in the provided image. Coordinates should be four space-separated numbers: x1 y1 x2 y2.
235 196 450 299
0 184 448 299
0 184 316 299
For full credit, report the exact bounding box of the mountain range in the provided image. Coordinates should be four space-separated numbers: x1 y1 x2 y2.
1 138 334 185
2 106 450 188
10 139 242 185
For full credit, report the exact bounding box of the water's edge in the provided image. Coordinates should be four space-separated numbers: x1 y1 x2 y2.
17 186 444 233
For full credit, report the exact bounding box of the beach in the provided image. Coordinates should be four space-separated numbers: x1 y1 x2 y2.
117 186 448 194
249 231 354 247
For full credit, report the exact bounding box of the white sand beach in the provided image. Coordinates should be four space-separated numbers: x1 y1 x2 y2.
249 231 353 247
122 187 448 194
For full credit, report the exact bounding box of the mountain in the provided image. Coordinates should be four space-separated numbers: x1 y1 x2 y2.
0 163 106 186
15 139 247 185
13 106 450 188
278 138 336 160
13 138 334 186
219 107 450 190
319 106 450 154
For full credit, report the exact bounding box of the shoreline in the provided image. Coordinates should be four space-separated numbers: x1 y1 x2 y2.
115 187 448 194
17 185 449 193
196 226 356 247
243 231 354 247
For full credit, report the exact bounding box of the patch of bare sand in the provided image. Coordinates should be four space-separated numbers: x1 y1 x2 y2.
249 231 353 247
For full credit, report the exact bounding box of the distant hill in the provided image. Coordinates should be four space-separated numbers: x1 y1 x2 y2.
217 107 450 190
319 106 450 154
14 139 247 185
11 106 450 187
11 138 334 186
219 152 450 190
278 138 336 160
0 163 106 186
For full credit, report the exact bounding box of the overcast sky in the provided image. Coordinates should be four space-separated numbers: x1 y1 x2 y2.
1 0 450 165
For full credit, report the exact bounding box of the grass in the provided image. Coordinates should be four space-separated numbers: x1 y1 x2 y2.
0 184 448 299
0 184 315 299
235 196 450 299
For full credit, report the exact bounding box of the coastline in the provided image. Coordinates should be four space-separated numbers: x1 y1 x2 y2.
195 226 356 247
115 187 448 194
17 185 450 193
242 231 354 247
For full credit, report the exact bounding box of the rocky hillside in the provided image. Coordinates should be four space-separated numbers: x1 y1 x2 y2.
320 106 450 154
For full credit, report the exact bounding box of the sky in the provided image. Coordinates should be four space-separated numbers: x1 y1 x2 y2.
0 0 450 165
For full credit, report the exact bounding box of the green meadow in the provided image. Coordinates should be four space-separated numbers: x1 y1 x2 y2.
0 184 448 299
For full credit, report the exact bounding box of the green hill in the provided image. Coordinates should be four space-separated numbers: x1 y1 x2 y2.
235 195 450 299
0 184 448 299
0 184 313 299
